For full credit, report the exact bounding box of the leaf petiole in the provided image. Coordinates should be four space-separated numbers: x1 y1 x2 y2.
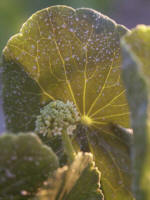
62 129 76 164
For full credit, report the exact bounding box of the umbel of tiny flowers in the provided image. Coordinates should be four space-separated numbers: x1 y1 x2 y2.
35 100 81 163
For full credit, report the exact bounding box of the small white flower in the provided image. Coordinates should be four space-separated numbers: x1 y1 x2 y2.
35 100 81 136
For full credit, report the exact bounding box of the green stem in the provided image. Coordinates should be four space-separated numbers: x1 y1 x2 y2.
62 130 76 164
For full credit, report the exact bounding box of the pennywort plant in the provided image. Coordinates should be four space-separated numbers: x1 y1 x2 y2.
0 5 150 200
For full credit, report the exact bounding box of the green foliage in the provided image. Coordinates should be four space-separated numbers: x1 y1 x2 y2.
36 152 104 200
38 135 68 167
2 5 134 200
0 133 59 199
121 25 150 200
3 6 129 130
84 125 133 199
2 61 41 133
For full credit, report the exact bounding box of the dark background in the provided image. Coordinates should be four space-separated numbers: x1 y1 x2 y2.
0 0 150 133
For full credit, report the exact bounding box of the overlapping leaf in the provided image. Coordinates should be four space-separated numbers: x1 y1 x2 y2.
3 5 133 199
2 62 41 132
78 124 133 200
121 25 150 200
0 133 59 199
36 152 103 200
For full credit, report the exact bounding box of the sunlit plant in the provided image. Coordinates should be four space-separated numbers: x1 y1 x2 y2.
1 5 150 200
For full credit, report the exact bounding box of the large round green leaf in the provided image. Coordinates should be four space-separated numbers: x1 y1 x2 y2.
2 5 132 199
3 5 129 129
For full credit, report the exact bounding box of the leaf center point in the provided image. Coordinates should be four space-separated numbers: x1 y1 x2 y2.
81 115 93 126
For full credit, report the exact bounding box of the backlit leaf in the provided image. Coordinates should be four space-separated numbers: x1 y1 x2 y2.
3 5 129 129
121 25 150 200
0 133 59 199
2 5 132 199
36 152 104 200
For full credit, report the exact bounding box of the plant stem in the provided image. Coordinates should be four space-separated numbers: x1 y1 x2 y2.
62 129 76 164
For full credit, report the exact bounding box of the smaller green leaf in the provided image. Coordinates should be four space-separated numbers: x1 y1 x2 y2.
0 133 59 200
36 152 104 200
121 25 150 200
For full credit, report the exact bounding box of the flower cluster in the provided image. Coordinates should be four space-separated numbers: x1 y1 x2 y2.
35 100 80 137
